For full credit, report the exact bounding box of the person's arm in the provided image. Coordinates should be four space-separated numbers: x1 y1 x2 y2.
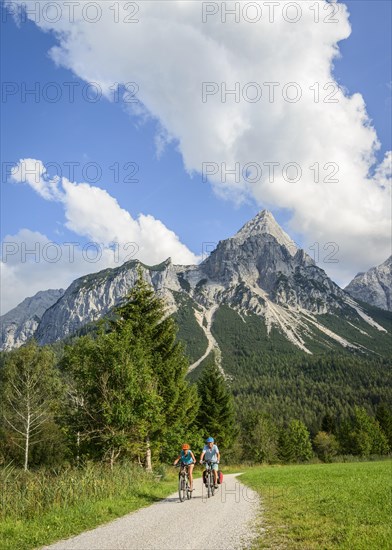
190 451 196 463
173 454 181 465
215 446 220 463
200 450 205 463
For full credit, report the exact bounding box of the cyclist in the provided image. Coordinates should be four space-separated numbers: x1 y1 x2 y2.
173 443 196 491
200 437 220 489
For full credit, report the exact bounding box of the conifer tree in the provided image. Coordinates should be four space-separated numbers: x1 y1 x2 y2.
196 356 236 452
375 403 392 449
111 267 199 464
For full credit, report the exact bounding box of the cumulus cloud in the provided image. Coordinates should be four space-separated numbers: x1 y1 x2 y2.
2 159 198 313
5 1 392 285
1 229 116 314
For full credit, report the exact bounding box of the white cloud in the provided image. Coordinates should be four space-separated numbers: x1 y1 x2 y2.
10 158 63 201
2 159 198 313
0 228 119 315
5 1 392 285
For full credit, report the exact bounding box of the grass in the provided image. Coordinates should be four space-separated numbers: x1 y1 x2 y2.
0 462 178 550
240 460 392 549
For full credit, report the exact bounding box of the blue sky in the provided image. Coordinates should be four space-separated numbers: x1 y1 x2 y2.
1 1 391 313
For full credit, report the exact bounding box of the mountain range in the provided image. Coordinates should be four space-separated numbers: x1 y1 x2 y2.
1 211 391 367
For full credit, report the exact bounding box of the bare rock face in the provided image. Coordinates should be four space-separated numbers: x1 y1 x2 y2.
34 259 180 345
345 256 392 311
0 289 64 350
1 211 389 354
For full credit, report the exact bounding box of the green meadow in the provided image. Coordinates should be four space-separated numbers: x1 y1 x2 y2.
241 460 392 549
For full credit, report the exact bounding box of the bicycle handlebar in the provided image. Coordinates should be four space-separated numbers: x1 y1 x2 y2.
174 461 195 467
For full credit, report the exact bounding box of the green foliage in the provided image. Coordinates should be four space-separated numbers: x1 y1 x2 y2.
172 291 208 363
196 356 237 452
61 270 199 467
313 431 339 462
338 407 390 456
278 420 313 462
375 403 392 448
210 306 392 428
239 409 279 463
0 341 64 470
61 327 162 465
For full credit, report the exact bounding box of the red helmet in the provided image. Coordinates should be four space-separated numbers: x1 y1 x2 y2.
182 443 190 450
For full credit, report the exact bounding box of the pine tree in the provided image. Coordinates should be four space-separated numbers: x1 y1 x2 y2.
321 413 336 434
196 356 237 453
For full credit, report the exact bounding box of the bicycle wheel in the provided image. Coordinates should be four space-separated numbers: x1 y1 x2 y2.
186 476 191 500
211 471 215 496
178 475 186 502
207 471 211 498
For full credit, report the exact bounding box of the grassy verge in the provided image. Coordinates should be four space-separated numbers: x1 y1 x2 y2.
0 463 178 550
240 460 392 549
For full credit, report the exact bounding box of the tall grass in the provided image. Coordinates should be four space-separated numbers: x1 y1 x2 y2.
0 462 176 550
1 461 160 521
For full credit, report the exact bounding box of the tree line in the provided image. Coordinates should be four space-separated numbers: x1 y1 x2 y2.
0 273 391 470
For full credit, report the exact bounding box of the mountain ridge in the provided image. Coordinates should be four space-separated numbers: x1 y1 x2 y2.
1 211 391 361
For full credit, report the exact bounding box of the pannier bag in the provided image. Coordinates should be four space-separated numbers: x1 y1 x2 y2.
202 470 207 486
202 469 223 485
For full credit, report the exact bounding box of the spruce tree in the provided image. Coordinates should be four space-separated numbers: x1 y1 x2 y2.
196 356 237 452
111 267 199 464
375 403 392 449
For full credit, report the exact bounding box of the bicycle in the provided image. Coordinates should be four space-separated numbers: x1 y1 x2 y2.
176 462 193 502
201 460 218 498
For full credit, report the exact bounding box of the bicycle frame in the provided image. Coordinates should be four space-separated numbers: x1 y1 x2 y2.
177 462 192 502
202 460 217 498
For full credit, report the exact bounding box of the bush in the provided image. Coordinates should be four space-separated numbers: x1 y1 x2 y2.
313 431 339 462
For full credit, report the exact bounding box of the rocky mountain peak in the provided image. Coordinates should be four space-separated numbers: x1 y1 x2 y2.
233 209 297 254
345 255 392 311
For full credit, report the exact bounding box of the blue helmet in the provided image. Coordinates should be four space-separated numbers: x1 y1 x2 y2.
206 437 214 443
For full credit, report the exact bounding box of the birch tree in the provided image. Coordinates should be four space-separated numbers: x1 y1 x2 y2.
1 341 62 470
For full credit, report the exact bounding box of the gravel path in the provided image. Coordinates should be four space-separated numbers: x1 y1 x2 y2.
43 473 260 550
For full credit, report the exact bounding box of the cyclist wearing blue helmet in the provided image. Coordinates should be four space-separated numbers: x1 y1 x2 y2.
200 437 220 489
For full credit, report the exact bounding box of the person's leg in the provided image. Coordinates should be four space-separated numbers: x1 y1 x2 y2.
213 464 218 486
188 464 194 490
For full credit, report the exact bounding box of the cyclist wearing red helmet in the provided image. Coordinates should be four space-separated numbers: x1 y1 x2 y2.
173 443 196 491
